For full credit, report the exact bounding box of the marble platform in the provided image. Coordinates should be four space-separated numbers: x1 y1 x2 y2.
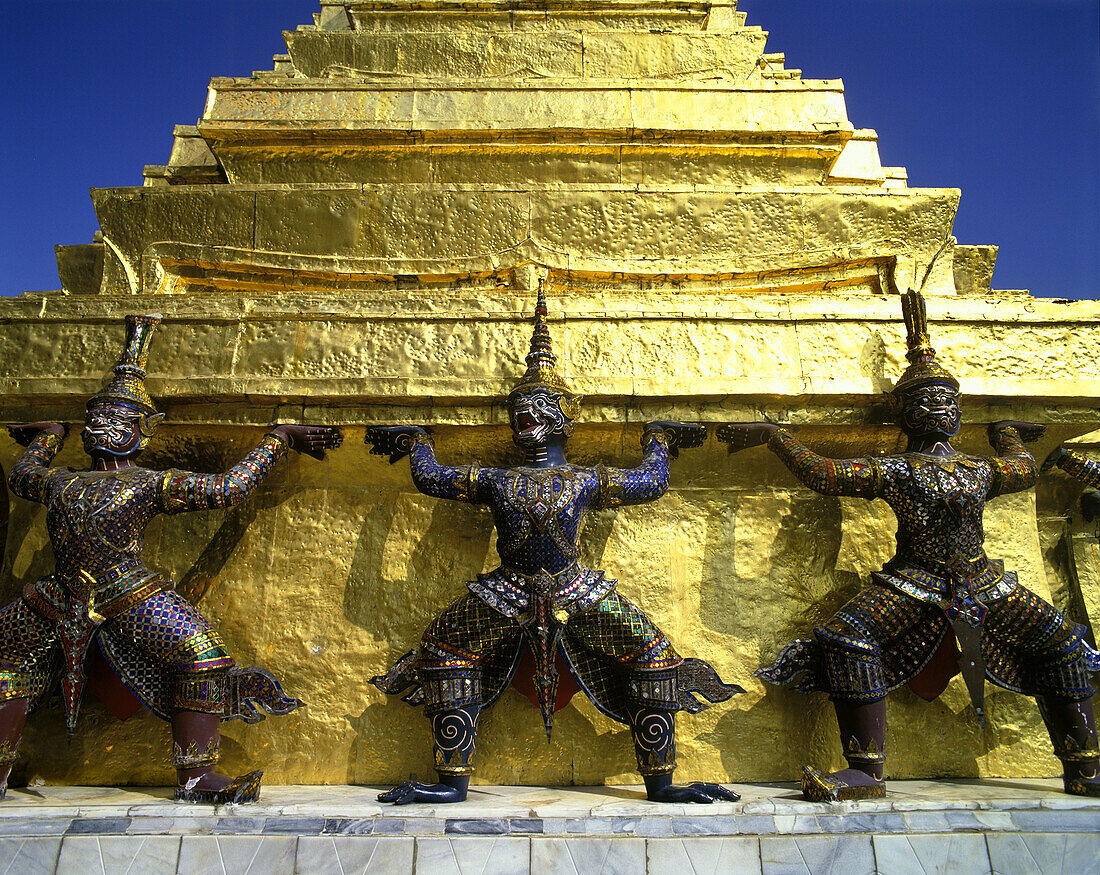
0 779 1096 874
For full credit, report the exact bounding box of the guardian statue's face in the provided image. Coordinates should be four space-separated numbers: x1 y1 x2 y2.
509 388 572 448
82 402 146 457
900 384 961 439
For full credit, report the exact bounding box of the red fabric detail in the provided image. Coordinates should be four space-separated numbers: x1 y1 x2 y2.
87 646 143 721
908 631 961 701
512 643 580 712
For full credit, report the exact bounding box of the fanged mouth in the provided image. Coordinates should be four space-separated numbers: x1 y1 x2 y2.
515 410 540 432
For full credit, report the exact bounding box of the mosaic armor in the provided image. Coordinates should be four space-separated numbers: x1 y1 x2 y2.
372 289 739 800
1056 450 1100 489
375 427 734 774
757 426 1099 708
2 430 301 734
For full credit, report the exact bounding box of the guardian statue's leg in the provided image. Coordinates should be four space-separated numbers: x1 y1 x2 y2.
377 596 512 804
802 699 886 802
0 699 27 798
1039 695 1100 797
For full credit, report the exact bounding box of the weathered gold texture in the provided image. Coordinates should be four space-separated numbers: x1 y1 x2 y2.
2 0 1098 786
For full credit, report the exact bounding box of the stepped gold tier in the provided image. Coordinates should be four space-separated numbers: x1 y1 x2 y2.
2 0 1098 788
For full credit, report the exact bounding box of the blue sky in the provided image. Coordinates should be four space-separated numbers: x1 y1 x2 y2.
0 1 1096 298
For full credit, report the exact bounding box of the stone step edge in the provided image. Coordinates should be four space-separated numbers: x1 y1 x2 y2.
0 809 1096 839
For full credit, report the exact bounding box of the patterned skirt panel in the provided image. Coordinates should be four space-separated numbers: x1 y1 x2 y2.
101 590 234 715
813 585 948 702
417 590 682 714
418 594 521 714
420 594 520 669
559 591 684 713
981 585 1095 699
565 591 680 668
810 582 1095 701
0 597 59 705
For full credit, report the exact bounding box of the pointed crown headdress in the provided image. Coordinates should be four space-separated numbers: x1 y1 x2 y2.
892 239 959 395
87 314 163 415
507 285 581 420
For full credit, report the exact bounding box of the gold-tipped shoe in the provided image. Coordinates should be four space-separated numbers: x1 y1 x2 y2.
175 769 263 804
800 765 885 803
1064 776 1100 797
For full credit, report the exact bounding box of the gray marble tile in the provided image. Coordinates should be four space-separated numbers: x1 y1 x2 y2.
0 837 62 875
647 836 762 874
901 811 955 833
444 818 508 835
815 812 907 834
970 811 1017 832
944 810 987 831
635 817 675 837
415 837 530 874
772 814 819 835
126 816 209 836
872 834 991 875
531 837 645 874
540 818 568 835
64 817 132 835
986 832 1100 875
670 815 739 836
0 818 71 836
1010 809 1100 833
760 835 875 875
583 817 614 835
735 815 777 835
403 818 445 835
611 817 638 834
214 817 265 835
321 818 374 835
372 817 407 835
295 836 414 875
508 818 543 834
263 817 325 835
178 835 296 874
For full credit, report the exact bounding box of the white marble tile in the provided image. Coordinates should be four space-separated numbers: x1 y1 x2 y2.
873 834 990 875
56 836 181 874
178 835 296 875
0 837 61 875
102 836 181 874
56 837 106 874
295 836 415 874
646 836 762 874
531 837 645 874
760 835 875 875
986 832 1100 875
971 811 1017 831
415 837 530 874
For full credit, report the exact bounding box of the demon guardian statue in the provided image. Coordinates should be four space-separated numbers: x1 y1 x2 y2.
3 315 341 803
719 291 1100 802
368 289 742 805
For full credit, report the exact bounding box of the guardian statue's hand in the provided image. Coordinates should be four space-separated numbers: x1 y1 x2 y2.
715 422 780 453
1041 446 1067 473
268 425 343 460
645 421 706 458
365 425 429 464
989 420 1045 444
8 422 66 447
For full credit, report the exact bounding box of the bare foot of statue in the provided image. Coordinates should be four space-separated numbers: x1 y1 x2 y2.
377 776 469 805
644 774 741 803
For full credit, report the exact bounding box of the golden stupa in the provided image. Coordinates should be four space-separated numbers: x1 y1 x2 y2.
0 1 1096 786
